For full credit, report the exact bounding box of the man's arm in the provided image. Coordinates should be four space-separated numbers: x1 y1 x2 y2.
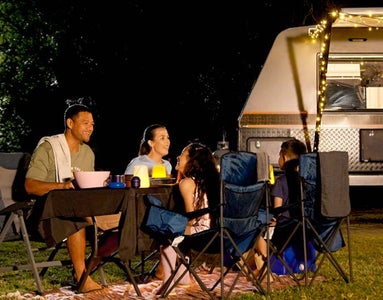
24 177 74 197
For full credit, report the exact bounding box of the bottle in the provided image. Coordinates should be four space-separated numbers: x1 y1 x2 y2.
131 176 141 188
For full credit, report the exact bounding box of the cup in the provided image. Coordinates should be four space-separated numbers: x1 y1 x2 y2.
108 174 126 188
110 174 125 183
133 165 150 188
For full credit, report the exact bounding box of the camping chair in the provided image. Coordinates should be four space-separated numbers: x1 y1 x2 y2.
0 201 72 294
260 157 317 286
151 151 270 299
0 152 30 238
263 151 352 287
0 152 72 294
80 222 145 294
86 224 146 291
298 151 352 285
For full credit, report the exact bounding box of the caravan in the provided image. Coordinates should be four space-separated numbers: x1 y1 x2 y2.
238 7 383 186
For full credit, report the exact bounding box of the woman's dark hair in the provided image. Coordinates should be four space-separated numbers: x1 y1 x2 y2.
138 124 167 155
63 104 92 128
182 142 220 211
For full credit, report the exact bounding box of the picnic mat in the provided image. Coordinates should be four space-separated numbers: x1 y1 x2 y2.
3 268 326 300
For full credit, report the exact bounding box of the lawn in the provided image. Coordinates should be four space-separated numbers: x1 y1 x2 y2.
234 209 383 300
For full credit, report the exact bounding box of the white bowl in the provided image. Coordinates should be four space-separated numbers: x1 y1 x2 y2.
73 171 110 188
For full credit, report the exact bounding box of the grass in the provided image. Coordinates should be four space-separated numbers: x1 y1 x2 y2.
233 209 383 300
0 209 382 299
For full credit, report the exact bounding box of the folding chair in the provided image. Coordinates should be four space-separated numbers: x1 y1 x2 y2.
264 151 352 287
0 152 72 294
86 224 147 290
0 200 72 294
0 152 29 238
261 159 317 286
153 151 270 299
298 151 352 285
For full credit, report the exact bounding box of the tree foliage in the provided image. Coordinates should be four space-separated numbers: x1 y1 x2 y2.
0 0 58 151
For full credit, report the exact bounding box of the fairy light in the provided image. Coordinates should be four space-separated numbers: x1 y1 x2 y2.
311 10 337 152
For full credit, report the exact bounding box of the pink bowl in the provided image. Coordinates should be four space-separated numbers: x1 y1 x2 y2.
73 171 110 188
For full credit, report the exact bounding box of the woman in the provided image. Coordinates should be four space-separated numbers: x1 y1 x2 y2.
125 124 172 278
124 124 172 176
157 142 220 294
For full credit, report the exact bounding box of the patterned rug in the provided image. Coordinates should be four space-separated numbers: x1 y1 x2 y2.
4 268 326 300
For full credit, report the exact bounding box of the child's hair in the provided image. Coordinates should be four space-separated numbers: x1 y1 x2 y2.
280 138 307 158
182 142 220 211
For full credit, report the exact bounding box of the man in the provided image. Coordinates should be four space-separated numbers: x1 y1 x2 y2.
24 103 102 293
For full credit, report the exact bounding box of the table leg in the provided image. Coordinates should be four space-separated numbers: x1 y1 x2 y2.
123 261 142 297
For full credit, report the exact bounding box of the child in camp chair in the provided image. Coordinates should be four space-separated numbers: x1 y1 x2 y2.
253 138 307 274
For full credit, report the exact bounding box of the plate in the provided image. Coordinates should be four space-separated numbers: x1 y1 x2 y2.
108 182 126 189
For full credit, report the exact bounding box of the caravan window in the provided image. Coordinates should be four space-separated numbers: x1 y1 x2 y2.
324 55 383 111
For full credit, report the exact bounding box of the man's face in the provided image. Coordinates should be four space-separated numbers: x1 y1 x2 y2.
69 111 94 142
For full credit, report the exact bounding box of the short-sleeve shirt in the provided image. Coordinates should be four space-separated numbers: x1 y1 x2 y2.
25 139 95 246
124 155 172 176
271 174 290 218
26 141 95 182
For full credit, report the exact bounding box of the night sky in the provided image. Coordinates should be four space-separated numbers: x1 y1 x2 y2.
22 1 383 174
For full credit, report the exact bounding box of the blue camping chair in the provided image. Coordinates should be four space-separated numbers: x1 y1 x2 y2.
264 151 352 286
299 151 352 285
